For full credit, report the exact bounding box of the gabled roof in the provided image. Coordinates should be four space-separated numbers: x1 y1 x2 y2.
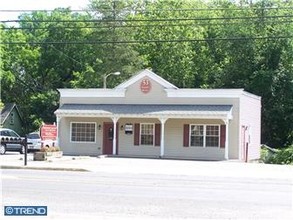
0 103 22 124
57 69 260 100
116 69 178 90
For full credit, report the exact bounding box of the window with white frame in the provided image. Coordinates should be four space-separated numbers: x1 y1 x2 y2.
71 122 96 143
190 125 204 147
190 125 219 147
140 123 154 145
206 125 219 147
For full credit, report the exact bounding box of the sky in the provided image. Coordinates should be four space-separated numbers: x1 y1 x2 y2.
0 0 90 21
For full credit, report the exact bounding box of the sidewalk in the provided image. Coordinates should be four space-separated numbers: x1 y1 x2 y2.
1 153 293 180
1 152 293 180
0 153 91 172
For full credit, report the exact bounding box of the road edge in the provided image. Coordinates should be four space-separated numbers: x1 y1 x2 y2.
0 165 89 172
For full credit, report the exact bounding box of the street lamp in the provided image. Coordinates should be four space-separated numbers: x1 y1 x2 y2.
103 71 121 88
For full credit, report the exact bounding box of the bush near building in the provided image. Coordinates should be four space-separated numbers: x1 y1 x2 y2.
261 145 293 165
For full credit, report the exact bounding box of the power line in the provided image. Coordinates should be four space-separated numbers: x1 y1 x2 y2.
1 36 292 45
2 14 293 24
1 14 293 23
50 45 83 66
0 6 293 13
1 19 292 30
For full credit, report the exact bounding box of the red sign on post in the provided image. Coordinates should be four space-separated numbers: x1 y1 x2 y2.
40 124 57 140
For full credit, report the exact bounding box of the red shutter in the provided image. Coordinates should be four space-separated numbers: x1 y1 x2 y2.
183 124 189 147
155 124 161 146
220 125 226 148
116 122 119 154
134 123 140 146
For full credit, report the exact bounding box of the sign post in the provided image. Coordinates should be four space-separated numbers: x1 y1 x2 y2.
24 137 27 166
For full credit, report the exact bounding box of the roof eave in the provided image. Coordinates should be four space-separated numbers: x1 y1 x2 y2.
55 110 232 120
58 88 126 98
115 69 178 90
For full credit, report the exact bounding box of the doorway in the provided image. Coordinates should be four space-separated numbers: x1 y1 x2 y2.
103 122 119 155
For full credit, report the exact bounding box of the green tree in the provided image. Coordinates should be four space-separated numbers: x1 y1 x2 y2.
1 0 292 147
71 0 145 88
130 0 293 147
1 9 92 131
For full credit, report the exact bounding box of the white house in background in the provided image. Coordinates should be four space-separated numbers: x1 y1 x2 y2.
54 69 261 161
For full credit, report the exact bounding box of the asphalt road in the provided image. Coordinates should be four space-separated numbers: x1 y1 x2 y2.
1 168 292 220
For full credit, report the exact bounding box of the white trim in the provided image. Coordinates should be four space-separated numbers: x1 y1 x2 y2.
190 124 204 147
224 120 230 160
159 118 168 157
116 69 178 90
166 88 261 101
55 111 231 121
58 87 260 100
1 103 21 124
203 125 207 147
58 88 125 98
56 116 61 147
189 124 220 148
166 88 245 98
111 117 119 155
242 91 262 100
140 123 155 146
70 122 97 143
206 125 220 148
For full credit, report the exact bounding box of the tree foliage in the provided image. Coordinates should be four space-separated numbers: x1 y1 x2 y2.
0 0 292 147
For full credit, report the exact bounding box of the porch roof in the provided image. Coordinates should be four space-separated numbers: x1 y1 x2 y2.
55 104 233 119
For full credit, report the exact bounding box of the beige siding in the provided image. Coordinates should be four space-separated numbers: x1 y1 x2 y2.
118 118 161 157
59 117 110 156
228 101 240 160
239 94 261 160
117 118 239 160
123 78 168 104
164 119 225 160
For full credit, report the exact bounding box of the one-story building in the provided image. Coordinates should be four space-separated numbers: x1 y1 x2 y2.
55 69 261 161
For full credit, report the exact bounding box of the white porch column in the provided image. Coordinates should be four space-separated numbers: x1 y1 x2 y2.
224 119 229 160
111 117 119 155
159 118 168 158
56 116 61 147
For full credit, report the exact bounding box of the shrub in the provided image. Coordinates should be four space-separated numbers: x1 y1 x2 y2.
39 146 60 152
273 146 293 165
40 147 49 152
47 147 55 152
261 145 293 165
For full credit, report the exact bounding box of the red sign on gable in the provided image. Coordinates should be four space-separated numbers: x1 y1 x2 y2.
40 124 57 140
140 79 152 94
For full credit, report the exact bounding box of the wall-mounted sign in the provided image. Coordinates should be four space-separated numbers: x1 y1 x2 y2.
40 124 57 140
140 78 152 94
125 123 133 135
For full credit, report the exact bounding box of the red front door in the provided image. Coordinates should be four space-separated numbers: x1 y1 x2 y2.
103 123 113 154
103 122 119 155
